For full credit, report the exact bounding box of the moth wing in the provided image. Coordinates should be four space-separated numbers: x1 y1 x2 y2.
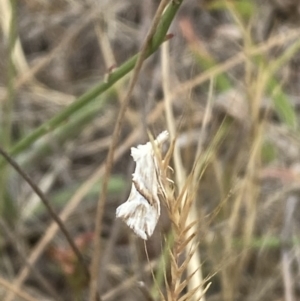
131 132 168 198
116 184 160 240
132 150 159 199
130 146 144 161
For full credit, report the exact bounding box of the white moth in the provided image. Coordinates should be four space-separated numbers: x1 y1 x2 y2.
116 131 169 240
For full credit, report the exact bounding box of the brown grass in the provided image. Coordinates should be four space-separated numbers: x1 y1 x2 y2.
1 1 300 301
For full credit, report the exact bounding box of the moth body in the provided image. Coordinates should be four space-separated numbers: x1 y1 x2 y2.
116 131 169 240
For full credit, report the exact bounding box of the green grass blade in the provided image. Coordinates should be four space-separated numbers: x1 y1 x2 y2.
0 1 183 169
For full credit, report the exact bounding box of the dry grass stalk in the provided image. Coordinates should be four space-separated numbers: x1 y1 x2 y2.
0 0 30 75
89 1 173 299
161 39 205 301
153 141 208 301
3 2 300 301
0 276 39 301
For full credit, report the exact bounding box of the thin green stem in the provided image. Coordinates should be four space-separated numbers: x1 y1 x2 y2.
0 1 181 169
3 0 16 148
19 97 107 168
0 0 17 216
89 2 184 300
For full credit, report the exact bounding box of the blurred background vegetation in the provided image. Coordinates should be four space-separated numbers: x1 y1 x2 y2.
1 0 300 300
